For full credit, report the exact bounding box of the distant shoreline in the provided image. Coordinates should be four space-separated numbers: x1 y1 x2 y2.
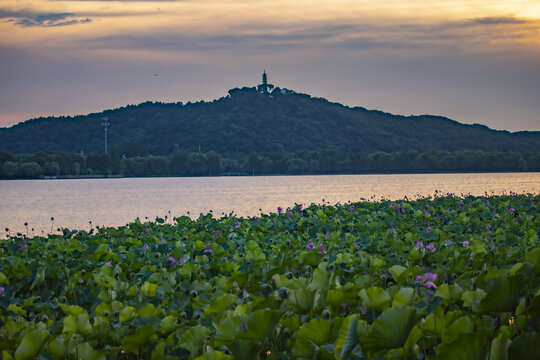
0 170 539 181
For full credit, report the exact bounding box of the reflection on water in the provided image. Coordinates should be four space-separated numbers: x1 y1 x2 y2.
0 173 538 236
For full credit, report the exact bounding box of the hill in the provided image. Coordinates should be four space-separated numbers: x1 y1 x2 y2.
1 85 539 157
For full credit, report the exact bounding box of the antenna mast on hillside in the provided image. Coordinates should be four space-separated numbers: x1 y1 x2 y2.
101 117 110 154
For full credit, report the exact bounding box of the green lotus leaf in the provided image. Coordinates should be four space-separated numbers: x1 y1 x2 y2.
160 315 178 334
478 276 524 313
178 325 211 359
119 306 135 323
489 326 512 360
194 240 206 251
422 307 458 336
14 327 48 360
436 284 463 303
48 334 75 359
137 303 157 318
287 287 316 312
369 257 387 270
67 305 86 316
195 350 234 360
333 314 361 359
204 294 236 317
76 342 105 360
0 271 9 284
63 313 92 335
392 287 416 306
441 316 474 344
8 304 27 317
310 268 331 291
359 287 392 311
237 309 284 342
361 306 423 353
121 325 157 354
142 281 158 297
436 328 491 360
388 265 408 283
508 332 540 360
461 289 487 309
245 249 266 263
292 318 337 358
327 289 347 307
335 253 354 264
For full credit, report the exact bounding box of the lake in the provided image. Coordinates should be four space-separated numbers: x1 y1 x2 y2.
1 172 538 237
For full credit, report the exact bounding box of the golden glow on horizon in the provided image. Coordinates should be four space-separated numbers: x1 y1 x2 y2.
1 1 539 58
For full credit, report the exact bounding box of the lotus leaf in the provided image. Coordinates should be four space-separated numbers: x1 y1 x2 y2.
361 306 423 353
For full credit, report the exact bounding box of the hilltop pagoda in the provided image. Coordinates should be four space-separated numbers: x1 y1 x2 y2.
257 70 274 94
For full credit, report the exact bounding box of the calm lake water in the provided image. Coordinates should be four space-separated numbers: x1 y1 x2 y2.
1 173 538 237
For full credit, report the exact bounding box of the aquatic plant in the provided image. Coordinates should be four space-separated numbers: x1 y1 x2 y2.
0 193 539 359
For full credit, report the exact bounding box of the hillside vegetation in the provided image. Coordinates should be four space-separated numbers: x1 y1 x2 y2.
1 87 539 157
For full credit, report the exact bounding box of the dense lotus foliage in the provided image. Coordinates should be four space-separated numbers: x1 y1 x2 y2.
1 193 539 359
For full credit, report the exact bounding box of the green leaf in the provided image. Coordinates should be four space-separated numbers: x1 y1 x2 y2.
508 332 540 360
334 315 360 359
204 294 236 317
422 307 458 336
76 342 105 360
15 328 48 360
0 271 9 284
478 276 523 313
461 289 487 309
392 287 416 306
436 328 491 360
287 287 316 312
489 326 512 360
119 306 135 323
388 265 408 283
121 325 157 354
441 316 474 344
160 315 178 334
293 318 333 358
237 309 284 342
142 281 158 297
179 325 211 359
195 351 234 360
362 306 423 353
310 268 331 291
327 289 347 307
359 287 392 311
435 284 463 303
63 313 92 335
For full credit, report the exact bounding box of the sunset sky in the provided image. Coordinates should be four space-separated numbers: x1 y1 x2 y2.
1 0 539 131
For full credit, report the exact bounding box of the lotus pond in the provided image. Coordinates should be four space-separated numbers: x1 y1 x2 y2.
1 193 539 359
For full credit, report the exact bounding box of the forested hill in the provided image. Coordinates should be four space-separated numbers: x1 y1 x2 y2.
1 86 539 156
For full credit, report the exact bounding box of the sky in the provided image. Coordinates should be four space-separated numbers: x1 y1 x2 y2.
0 1 539 132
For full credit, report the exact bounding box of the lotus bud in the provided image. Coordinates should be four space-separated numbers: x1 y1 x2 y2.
285 272 293 279
278 287 290 299
283 328 291 337
189 290 198 298
321 309 330 319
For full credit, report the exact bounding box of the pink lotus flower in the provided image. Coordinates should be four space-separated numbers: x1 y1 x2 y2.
424 282 438 290
306 242 315 250
318 245 326 254
426 244 436 252
424 272 438 282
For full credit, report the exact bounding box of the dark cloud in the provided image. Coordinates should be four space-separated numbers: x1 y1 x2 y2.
0 9 91 27
472 16 527 25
